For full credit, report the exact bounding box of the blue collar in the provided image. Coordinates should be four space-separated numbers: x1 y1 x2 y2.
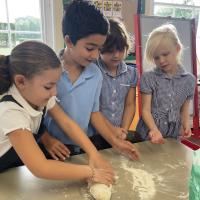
61 63 97 88
154 66 188 79
97 58 127 77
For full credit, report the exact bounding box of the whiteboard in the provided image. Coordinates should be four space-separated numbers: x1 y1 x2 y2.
140 15 193 73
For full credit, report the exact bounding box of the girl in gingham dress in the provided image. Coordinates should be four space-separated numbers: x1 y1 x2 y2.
96 18 138 140
136 24 196 144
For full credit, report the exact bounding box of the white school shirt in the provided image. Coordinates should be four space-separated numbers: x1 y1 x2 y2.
0 85 56 157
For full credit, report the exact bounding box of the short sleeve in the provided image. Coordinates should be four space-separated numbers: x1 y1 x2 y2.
187 74 196 100
129 66 138 87
0 109 31 136
140 72 154 94
92 74 103 112
46 96 56 111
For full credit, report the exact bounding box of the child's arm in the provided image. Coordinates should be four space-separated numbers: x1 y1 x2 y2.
101 115 127 140
121 87 136 131
141 93 164 144
91 112 139 160
48 103 114 172
40 131 70 160
180 99 192 138
8 129 114 184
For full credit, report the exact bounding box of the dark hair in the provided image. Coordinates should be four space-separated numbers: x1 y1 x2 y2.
0 41 61 95
100 18 130 54
62 0 109 44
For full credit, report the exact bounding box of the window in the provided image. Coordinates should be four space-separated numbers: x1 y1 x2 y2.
153 0 200 75
0 0 42 55
0 0 58 55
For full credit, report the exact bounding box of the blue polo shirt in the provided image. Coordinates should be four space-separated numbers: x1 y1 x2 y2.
44 62 103 145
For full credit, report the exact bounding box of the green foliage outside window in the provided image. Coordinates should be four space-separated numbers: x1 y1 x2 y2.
0 16 41 48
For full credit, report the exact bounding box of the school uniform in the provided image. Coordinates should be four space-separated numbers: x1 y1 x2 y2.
0 85 55 171
44 62 104 154
136 67 196 140
96 58 138 127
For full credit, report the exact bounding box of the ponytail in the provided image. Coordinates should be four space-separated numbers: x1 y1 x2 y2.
0 55 12 95
0 41 60 95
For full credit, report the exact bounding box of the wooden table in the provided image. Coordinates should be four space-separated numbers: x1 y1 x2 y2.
0 139 192 200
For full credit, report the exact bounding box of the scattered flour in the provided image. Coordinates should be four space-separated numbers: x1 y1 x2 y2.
120 157 156 200
119 155 189 200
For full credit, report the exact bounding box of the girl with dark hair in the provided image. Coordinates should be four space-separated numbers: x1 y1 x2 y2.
0 41 114 185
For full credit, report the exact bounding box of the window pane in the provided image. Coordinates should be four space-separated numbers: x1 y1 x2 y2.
155 0 186 4
155 0 200 6
194 0 200 6
154 5 174 17
0 0 42 55
0 0 8 53
175 8 193 18
0 0 7 26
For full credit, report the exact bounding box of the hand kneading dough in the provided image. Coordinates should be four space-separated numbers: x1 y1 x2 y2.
89 183 112 200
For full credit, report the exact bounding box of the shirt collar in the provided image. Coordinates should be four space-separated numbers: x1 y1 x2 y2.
8 84 43 117
61 62 96 89
62 62 95 79
97 58 127 77
154 66 188 79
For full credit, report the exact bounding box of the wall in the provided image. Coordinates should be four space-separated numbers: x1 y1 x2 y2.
53 0 64 53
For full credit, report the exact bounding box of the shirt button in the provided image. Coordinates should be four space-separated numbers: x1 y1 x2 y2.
112 102 115 105
113 90 116 93
112 113 115 117
164 122 167 125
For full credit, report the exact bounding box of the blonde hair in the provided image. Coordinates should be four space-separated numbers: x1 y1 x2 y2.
144 24 183 65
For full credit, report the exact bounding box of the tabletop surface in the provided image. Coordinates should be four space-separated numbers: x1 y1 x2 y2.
0 139 193 200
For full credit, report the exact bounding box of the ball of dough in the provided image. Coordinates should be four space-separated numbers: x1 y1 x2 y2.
89 183 112 200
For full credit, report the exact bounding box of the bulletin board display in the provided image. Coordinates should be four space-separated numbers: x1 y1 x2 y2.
92 0 137 60
134 15 199 136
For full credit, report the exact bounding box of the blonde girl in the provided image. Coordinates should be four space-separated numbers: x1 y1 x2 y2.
136 24 196 144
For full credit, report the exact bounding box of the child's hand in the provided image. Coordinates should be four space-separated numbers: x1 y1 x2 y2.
87 167 115 186
180 126 192 138
114 127 127 140
149 129 165 144
42 134 70 160
113 138 140 160
89 152 114 175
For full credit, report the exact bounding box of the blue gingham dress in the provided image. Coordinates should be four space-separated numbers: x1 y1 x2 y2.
136 67 196 139
97 59 138 126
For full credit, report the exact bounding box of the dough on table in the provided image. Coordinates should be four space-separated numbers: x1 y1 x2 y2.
89 183 112 200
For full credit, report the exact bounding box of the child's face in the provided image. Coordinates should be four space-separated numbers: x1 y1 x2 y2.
19 67 62 109
153 40 180 74
68 34 107 67
100 48 125 68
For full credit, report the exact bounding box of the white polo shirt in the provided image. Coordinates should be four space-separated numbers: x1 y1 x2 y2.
0 85 56 157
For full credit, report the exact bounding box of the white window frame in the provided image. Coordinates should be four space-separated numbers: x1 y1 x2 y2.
40 0 63 53
40 0 54 49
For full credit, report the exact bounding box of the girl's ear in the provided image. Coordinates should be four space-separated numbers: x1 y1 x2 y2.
64 35 73 48
176 44 181 53
14 75 27 90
